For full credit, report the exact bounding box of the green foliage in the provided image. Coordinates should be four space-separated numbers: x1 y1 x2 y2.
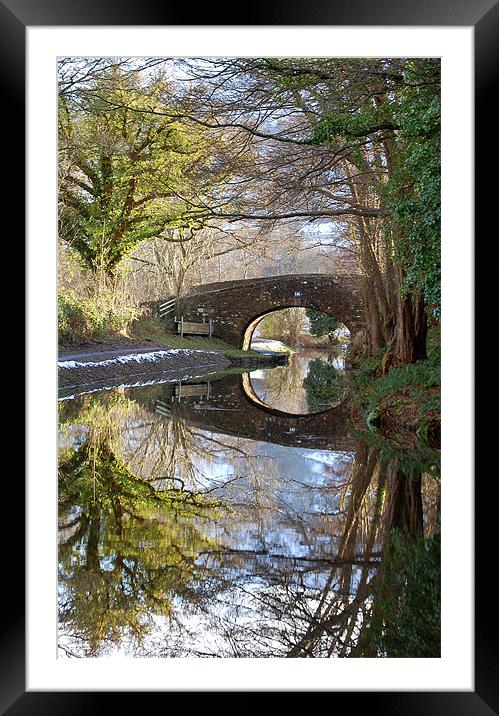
366 409 380 432
58 288 138 346
385 60 441 310
354 324 440 413
425 322 441 365
357 354 440 402
58 293 88 345
311 105 395 145
59 68 228 275
306 308 341 339
355 357 440 435
308 58 441 315
303 358 348 411
351 324 440 459
256 308 306 345
369 528 441 657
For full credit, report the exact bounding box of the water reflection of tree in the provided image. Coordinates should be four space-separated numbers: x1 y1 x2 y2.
59 391 440 658
288 446 439 658
58 394 226 656
252 353 308 413
303 358 348 412
172 441 440 659
252 350 347 414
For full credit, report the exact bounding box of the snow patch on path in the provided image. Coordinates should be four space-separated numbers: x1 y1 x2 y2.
58 349 218 370
250 339 291 353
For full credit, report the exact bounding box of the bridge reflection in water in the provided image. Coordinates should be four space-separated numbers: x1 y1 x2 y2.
152 371 356 452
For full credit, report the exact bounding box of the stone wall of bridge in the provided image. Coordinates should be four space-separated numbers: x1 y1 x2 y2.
163 274 366 348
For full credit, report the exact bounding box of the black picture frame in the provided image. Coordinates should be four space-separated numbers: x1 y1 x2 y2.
6 0 493 712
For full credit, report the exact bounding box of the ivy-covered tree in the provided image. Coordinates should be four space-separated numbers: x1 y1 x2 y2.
308 58 440 366
385 60 441 313
58 67 230 275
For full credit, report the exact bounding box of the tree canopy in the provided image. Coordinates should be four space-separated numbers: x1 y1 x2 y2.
58 56 441 367
306 308 342 340
59 66 235 274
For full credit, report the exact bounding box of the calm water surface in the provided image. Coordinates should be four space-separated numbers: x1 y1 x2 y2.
58 350 440 658
249 347 347 414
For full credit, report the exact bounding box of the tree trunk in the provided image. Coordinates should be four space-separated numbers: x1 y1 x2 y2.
364 280 386 354
380 287 427 373
393 290 427 365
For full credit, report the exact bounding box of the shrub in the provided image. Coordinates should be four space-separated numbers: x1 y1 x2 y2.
58 293 88 346
352 324 441 434
58 288 140 347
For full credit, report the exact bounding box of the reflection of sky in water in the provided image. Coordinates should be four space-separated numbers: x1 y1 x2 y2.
181 428 355 559
58 381 359 656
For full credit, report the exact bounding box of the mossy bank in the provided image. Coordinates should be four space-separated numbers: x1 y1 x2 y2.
350 326 440 449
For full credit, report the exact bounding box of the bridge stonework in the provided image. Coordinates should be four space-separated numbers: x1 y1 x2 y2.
169 274 366 348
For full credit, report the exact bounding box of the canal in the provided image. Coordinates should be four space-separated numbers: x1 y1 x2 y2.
58 347 440 658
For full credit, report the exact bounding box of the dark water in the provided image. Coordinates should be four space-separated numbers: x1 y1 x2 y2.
58 352 440 658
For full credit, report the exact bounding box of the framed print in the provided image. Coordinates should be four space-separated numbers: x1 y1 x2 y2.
4 0 494 711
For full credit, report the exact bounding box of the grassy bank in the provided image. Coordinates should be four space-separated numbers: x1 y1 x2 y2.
58 290 139 347
129 315 260 358
351 325 440 448
58 260 259 359
59 296 260 360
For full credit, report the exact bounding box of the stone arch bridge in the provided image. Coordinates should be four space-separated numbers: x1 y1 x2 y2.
160 274 366 348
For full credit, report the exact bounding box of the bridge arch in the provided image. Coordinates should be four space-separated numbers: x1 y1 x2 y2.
241 305 352 351
166 274 366 349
